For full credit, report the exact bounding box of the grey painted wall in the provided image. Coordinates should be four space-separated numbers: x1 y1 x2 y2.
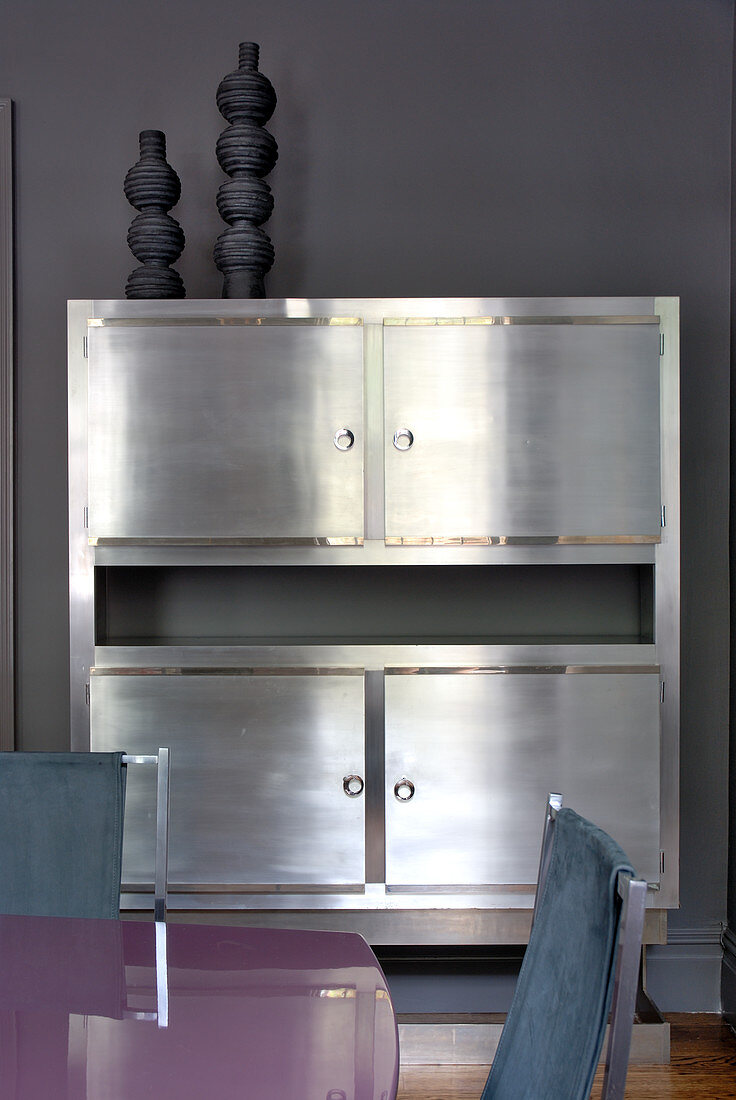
4 0 733 1009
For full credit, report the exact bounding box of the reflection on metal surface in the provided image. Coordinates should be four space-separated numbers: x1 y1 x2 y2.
384 315 660 326
384 535 661 546
88 316 363 327
90 536 365 547
155 920 168 1029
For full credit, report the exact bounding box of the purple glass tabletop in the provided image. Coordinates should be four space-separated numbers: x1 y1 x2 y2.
0 914 399 1100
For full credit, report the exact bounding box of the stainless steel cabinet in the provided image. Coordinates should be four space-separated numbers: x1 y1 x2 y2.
68 297 679 942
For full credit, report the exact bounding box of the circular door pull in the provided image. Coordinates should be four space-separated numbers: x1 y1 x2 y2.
394 778 415 801
392 428 414 451
343 774 364 797
334 428 355 451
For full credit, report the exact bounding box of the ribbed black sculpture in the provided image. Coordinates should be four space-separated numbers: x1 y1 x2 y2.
214 42 277 298
124 130 185 299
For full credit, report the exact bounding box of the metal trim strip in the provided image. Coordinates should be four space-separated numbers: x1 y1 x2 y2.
386 884 538 895
384 536 661 546
91 666 365 677
88 316 362 327
384 315 660 327
385 665 660 675
123 882 366 894
90 537 364 547
364 670 386 884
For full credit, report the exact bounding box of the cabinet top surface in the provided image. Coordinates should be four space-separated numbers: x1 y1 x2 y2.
70 296 675 325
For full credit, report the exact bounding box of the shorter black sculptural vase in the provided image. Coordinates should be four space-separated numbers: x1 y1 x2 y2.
124 130 185 299
213 42 277 298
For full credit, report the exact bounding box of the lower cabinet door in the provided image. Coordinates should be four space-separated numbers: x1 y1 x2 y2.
90 670 366 890
384 667 661 888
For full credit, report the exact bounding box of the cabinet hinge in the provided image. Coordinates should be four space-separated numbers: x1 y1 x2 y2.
661 504 666 528
83 336 88 358
85 683 90 706
659 333 665 356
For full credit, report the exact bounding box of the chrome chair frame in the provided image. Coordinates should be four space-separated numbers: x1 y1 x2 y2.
534 793 647 1100
122 748 170 1028
121 748 170 923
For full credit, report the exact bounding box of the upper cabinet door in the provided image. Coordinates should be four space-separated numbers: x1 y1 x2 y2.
384 319 661 542
87 320 364 541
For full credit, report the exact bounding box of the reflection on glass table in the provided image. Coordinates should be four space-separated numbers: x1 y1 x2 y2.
0 914 398 1100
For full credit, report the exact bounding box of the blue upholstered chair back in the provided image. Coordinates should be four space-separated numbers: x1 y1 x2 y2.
481 808 636 1100
0 752 127 919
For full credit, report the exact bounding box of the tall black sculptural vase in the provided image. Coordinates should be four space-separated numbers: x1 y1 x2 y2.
214 42 278 298
124 130 185 299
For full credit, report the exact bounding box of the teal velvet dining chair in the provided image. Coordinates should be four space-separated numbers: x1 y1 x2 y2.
480 795 647 1100
0 749 170 920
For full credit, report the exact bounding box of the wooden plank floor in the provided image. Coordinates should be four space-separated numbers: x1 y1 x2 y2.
396 1014 736 1099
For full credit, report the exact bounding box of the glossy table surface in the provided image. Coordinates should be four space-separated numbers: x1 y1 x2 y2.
0 914 399 1099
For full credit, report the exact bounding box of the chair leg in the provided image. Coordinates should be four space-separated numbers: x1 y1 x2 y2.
532 793 562 927
600 876 647 1099
154 747 170 923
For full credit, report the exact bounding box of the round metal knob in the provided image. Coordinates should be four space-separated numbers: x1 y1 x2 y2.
394 778 415 801
343 774 364 797
392 428 414 451
334 428 355 451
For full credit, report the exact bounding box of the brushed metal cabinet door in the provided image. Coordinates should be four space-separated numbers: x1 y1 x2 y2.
91 673 365 886
88 324 364 539
384 671 661 886
384 324 661 538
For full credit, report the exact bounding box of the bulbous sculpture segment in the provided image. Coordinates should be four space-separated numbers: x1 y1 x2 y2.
125 265 185 299
216 42 276 126
127 211 185 265
124 129 185 299
124 130 181 211
216 71 276 127
216 177 273 227
214 42 277 299
216 124 278 178
214 223 274 299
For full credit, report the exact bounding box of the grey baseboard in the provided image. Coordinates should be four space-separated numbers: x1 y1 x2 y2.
397 1009 670 1065
645 924 723 1013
